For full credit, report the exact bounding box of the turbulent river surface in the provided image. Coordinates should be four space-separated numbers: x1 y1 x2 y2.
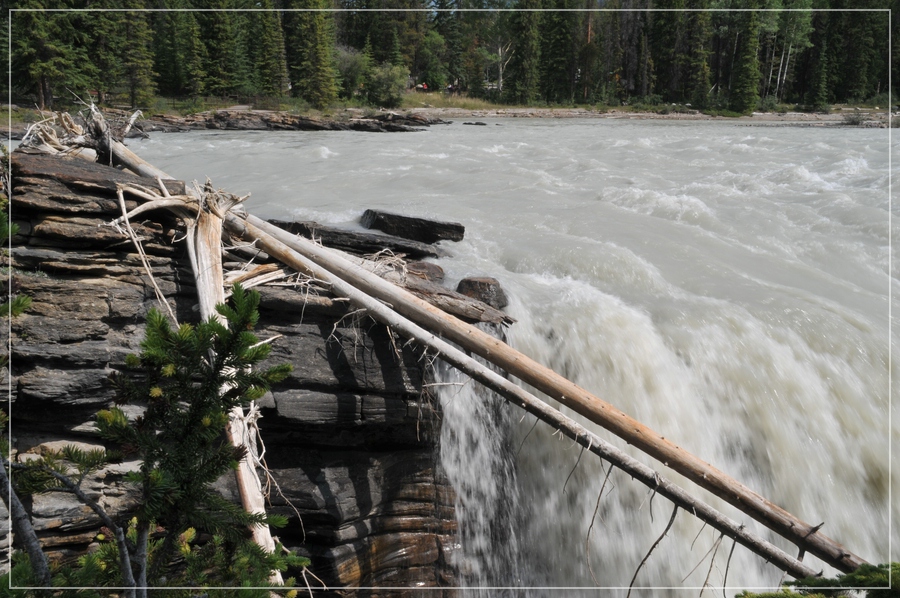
134 119 896 595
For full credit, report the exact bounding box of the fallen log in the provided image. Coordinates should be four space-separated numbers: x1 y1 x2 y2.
234 212 868 574
222 213 821 581
85 105 172 181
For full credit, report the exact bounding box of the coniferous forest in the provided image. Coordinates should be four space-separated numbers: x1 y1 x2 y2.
3 0 894 115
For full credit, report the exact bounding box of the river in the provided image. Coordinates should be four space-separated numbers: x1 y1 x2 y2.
133 118 895 595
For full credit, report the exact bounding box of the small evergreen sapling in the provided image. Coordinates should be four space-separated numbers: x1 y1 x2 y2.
2 284 302 596
103 283 294 588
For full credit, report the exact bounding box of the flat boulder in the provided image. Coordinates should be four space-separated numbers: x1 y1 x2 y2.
456 276 509 309
406 261 444 283
360 209 465 245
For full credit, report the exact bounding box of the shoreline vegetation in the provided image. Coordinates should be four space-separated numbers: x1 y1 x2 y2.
2 96 891 140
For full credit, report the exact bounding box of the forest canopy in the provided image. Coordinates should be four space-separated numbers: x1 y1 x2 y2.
3 0 894 114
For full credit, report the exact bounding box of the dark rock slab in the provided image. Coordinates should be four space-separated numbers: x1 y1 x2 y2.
11 247 184 281
260 388 437 448
361 209 465 244
407 261 444 283
259 321 423 395
267 219 449 259
259 449 456 589
11 151 185 199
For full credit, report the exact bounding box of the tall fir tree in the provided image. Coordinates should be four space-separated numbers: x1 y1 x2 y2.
649 0 685 101
504 0 542 104
120 2 157 108
179 11 208 97
576 4 601 102
199 3 244 97
681 0 712 107
432 0 463 87
246 0 289 97
284 0 340 108
83 3 123 104
729 5 761 113
540 0 579 103
10 1 95 109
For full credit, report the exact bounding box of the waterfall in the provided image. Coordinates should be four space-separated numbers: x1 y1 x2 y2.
434 328 525 595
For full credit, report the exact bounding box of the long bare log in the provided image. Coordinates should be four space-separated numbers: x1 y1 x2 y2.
157 194 283 584
234 212 867 574
86 105 171 180
104 176 282 581
223 214 821 580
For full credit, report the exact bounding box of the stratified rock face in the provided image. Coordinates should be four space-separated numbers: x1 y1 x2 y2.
6 151 457 595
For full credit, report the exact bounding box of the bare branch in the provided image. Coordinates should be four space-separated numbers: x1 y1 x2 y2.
627 504 678 598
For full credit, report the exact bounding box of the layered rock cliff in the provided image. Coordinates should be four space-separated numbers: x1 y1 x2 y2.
5 149 460 595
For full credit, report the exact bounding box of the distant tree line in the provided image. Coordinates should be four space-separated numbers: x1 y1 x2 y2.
3 0 894 113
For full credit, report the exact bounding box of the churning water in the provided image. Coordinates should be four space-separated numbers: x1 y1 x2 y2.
134 119 895 594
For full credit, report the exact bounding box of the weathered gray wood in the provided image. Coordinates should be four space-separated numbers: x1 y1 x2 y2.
222 213 822 581
319 248 510 325
234 212 868 574
268 219 448 259
86 106 174 181
360 209 465 244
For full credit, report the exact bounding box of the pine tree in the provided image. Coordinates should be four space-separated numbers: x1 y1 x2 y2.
540 0 579 104
179 11 208 98
10 2 95 109
199 3 243 97
156 8 208 98
649 0 685 101
389 27 405 67
103 284 292 582
432 0 462 87
504 0 542 104
6 285 299 596
284 0 340 108
83 4 124 105
681 0 712 107
729 6 761 113
120 2 157 108
247 0 289 97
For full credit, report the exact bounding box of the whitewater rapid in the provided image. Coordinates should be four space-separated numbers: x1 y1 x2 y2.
134 118 895 594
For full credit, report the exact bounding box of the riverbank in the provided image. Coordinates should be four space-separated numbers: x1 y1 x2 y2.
3 103 889 140
406 104 889 126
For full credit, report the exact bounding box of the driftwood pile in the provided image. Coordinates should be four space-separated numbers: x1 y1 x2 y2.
12 107 868 589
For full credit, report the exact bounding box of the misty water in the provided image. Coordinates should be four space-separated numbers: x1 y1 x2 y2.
133 118 895 594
